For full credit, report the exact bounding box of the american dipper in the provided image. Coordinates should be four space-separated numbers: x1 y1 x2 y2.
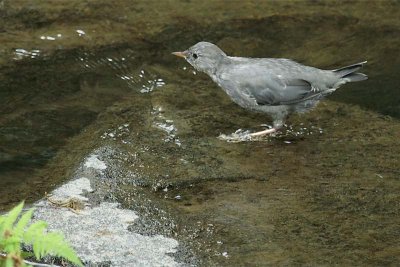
173 42 367 137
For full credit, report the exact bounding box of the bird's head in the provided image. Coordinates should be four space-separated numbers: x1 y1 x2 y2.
172 42 226 75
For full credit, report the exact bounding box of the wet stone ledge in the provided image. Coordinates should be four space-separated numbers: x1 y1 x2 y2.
33 148 198 267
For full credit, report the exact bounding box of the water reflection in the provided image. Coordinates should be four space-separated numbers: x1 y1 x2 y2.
153 106 181 146
77 50 166 92
13 48 42 60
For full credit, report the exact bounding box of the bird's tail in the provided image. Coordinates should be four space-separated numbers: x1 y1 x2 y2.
333 61 368 82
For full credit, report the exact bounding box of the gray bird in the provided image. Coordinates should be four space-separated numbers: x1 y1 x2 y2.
173 42 367 137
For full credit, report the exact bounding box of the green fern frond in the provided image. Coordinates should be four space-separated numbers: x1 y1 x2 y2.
14 208 34 239
23 221 47 244
1 202 84 267
1 202 26 255
1 201 24 233
31 231 83 266
3 235 20 254
22 215 83 266
5 256 13 267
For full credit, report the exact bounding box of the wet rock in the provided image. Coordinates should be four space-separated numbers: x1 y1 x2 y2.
33 154 186 267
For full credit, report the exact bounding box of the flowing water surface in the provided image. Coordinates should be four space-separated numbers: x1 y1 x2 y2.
0 1 399 266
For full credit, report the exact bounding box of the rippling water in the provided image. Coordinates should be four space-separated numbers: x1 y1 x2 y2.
0 1 399 266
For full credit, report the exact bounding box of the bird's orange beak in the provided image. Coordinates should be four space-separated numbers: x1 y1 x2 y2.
172 51 188 59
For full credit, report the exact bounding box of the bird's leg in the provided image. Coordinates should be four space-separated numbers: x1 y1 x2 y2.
250 120 283 137
249 128 277 137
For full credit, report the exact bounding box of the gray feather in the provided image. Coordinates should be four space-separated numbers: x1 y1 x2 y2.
250 79 313 105
343 72 368 82
333 61 367 77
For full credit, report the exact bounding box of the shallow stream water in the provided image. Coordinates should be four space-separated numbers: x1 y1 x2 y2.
0 1 399 266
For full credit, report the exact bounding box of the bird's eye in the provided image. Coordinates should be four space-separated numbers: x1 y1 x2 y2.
192 53 198 59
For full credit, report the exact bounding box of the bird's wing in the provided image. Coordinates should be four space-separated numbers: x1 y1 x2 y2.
221 64 320 106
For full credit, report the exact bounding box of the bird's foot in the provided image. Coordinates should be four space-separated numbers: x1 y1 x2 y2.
218 127 279 142
218 129 252 143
